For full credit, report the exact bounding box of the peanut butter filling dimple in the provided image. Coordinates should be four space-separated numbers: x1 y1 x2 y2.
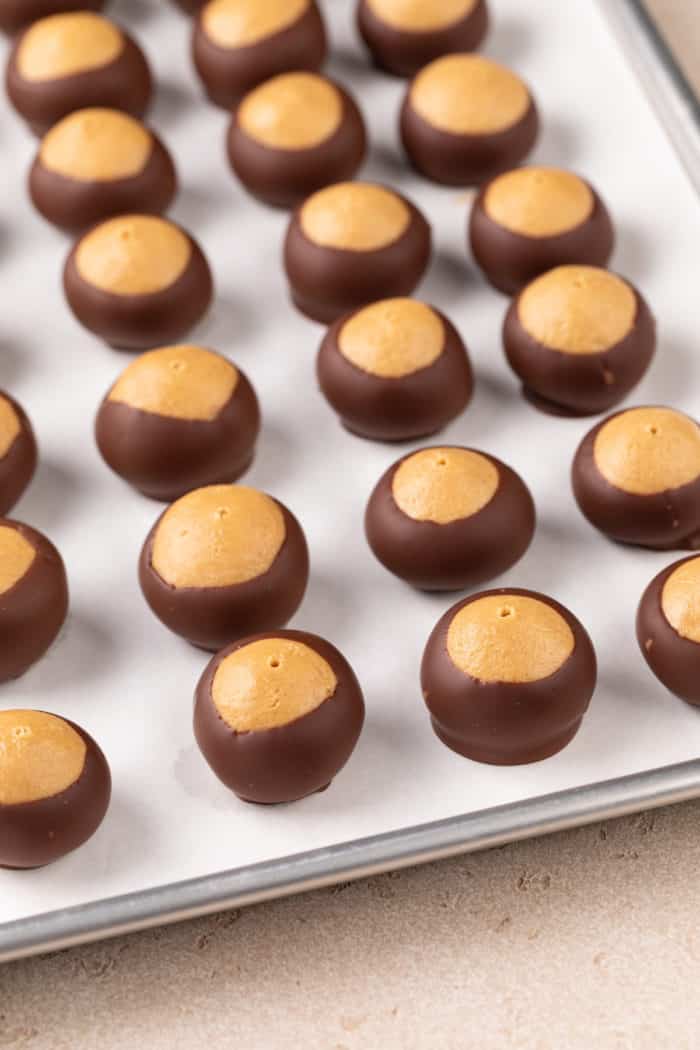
0 395 21 459
75 215 191 296
593 407 700 496
367 0 478 31
447 594 574 683
239 73 342 150
152 484 286 589
518 266 637 355
212 637 337 732
203 0 309 48
662 557 700 643
40 108 152 182
17 12 123 82
410 55 530 135
300 182 410 252
338 298 444 378
0 710 86 806
0 525 35 595
484 167 594 238
109 345 238 421
392 447 499 525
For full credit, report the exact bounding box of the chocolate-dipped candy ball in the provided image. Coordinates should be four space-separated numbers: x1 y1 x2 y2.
365 446 535 590
0 390 37 515
317 298 472 441
0 710 110 869
572 406 700 550
194 630 365 803
0 520 68 681
96 344 260 501
284 182 431 324
64 214 213 351
421 589 596 764
470 167 615 295
503 265 656 417
193 0 327 110
637 555 700 706
140 484 309 650
400 54 538 187
0 0 105 36
357 0 488 78
29 108 176 233
6 12 152 136
227 72 366 209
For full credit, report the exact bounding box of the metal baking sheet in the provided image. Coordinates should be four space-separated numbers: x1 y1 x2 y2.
2 0 700 962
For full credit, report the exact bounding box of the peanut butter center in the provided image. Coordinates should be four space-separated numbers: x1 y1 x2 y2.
518 266 637 354
392 447 499 524
108 345 238 421
0 395 21 459
17 13 123 82
75 215 191 296
202 0 309 48
40 108 152 182
447 594 574 683
0 710 86 806
367 0 478 31
0 525 35 595
662 557 700 644
239 72 342 150
484 167 594 238
410 55 530 135
212 637 336 732
300 182 410 252
338 298 444 378
152 485 285 589
593 407 700 496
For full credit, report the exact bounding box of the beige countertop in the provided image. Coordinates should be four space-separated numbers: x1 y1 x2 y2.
2 3 700 1048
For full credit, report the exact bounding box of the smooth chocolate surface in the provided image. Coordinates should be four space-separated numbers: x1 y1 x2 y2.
194 629 365 803
421 588 596 764
96 365 260 501
192 1 327 110
6 24 152 136
0 715 110 869
470 177 615 296
172 0 204 10
139 499 309 651
503 279 656 416
0 391 37 515
637 556 700 706
365 447 535 590
0 520 69 682
0 0 105 35
317 304 473 440
357 0 489 77
227 78 366 209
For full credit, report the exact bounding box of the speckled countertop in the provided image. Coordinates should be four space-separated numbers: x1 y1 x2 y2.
2 3 700 1048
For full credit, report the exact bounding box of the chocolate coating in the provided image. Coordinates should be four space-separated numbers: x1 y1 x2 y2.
365 447 535 590
172 0 204 11
421 589 596 764
317 304 473 441
6 22 152 137
192 1 327 110
0 391 37 515
572 410 700 550
470 177 615 296
139 499 309 651
284 192 431 325
0 520 69 681
227 79 366 210
63 222 213 351
637 557 700 706
29 127 177 234
503 279 656 417
0 0 105 35
194 630 365 803
357 0 489 77
95 365 260 501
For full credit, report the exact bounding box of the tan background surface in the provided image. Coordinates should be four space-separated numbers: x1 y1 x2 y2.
2 3 700 1047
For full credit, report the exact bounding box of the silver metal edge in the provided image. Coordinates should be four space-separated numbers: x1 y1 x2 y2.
3 0 700 963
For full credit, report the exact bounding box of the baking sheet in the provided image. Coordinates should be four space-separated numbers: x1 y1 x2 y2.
2 0 700 959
